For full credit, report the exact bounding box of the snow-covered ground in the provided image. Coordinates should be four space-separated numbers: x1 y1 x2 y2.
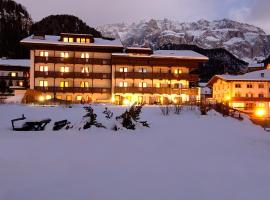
0 104 270 200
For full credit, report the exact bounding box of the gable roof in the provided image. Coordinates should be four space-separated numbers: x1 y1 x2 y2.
207 69 270 86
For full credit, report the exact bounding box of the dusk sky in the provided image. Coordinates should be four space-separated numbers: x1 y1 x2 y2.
16 0 270 33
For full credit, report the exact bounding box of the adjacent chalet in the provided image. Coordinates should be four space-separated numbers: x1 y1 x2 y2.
21 33 208 104
0 59 30 92
207 70 270 117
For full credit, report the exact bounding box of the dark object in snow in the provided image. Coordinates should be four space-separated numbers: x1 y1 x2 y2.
199 101 211 115
11 115 51 131
103 107 113 119
115 104 149 130
174 105 182 115
160 106 170 116
53 120 71 131
82 106 106 129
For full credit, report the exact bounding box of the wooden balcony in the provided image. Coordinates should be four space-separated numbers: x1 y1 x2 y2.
35 86 111 93
0 76 28 81
114 72 198 81
34 56 111 65
34 71 111 79
114 87 198 95
231 97 270 102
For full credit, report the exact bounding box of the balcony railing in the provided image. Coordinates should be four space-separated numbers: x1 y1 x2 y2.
114 87 198 95
35 86 111 93
115 72 198 81
231 97 270 102
34 71 111 79
0 76 28 80
35 56 111 65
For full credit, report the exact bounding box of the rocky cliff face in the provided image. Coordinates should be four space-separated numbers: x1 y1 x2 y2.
97 19 270 62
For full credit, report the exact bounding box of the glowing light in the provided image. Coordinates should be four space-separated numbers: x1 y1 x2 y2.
255 108 266 117
111 96 115 103
123 99 130 106
225 96 231 101
46 95 52 100
39 96 45 102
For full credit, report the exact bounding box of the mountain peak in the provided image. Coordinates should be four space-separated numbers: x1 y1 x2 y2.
97 18 270 62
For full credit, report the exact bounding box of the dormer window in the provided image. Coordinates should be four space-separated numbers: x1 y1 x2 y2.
63 37 68 42
69 38 74 43
81 38 86 43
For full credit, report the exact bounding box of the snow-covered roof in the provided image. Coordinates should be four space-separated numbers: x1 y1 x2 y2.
0 59 30 67
153 50 208 60
21 35 123 47
248 62 264 68
113 50 209 60
208 69 270 86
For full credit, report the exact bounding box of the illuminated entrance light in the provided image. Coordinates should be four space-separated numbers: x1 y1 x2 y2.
39 96 45 102
255 108 266 118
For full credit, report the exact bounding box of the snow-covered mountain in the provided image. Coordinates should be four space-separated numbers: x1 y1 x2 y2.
97 19 270 62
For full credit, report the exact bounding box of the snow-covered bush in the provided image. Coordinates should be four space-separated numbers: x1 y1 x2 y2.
103 107 113 119
80 106 106 130
114 104 149 131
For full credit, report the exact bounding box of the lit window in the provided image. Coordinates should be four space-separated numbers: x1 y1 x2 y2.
86 38 90 43
81 67 89 73
61 52 69 58
39 80 48 87
40 51 49 57
40 66 48 72
81 53 90 59
139 82 147 88
80 81 89 88
68 38 74 43
19 81 23 87
66 95 72 101
81 38 86 43
60 66 69 73
46 95 52 100
257 103 265 108
11 72 17 77
76 96 82 101
119 82 128 87
174 69 182 74
120 68 128 72
139 68 147 73
76 38 81 43
60 81 69 88
63 37 68 42
156 83 161 88
56 95 62 100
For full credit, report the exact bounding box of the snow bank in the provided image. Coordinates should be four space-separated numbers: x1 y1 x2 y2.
0 104 269 200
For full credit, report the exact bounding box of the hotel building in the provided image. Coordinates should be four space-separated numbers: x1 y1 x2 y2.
0 59 30 91
21 33 208 104
207 69 270 117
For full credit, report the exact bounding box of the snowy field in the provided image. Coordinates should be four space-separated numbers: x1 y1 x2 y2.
0 104 270 200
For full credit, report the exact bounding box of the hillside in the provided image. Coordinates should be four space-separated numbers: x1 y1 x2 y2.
31 15 102 37
0 0 32 58
97 19 270 62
